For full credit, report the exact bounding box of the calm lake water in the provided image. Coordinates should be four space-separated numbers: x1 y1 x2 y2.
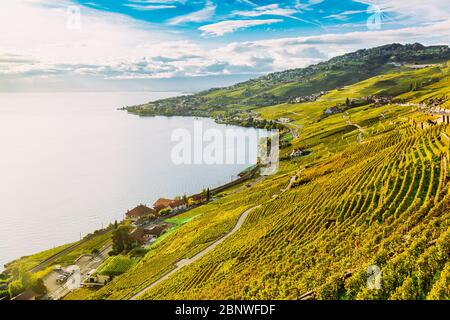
0 92 265 269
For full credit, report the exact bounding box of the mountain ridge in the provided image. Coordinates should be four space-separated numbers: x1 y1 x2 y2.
126 43 450 117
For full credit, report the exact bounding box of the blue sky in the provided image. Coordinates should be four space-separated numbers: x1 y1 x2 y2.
74 0 373 39
0 0 449 91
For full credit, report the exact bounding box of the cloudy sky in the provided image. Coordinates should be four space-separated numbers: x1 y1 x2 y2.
1 0 449 91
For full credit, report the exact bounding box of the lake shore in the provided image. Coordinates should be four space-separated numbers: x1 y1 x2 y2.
0 92 264 270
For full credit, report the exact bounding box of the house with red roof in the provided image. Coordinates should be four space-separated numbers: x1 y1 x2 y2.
168 199 187 212
131 227 154 245
125 204 156 222
153 198 174 212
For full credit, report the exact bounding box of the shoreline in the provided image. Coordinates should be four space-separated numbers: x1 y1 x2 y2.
3 156 261 274
3 163 259 272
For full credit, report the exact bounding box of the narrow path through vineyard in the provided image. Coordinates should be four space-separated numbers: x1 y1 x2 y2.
129 205 262 300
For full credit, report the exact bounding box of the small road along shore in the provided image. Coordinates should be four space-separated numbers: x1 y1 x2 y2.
129 205 261 300
44 242 112 300
28 228 111 274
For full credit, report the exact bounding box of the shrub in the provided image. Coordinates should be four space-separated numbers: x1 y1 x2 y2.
159 208 171 216
8 279 24 298
31 278 47 295
0 289 9 299
129 247 149 258
108 250 118 256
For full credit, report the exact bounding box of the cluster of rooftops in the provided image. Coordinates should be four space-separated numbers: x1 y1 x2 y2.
125 194 205 221
123 195 205 246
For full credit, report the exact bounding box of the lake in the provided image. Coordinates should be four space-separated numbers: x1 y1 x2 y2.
0 92 265 269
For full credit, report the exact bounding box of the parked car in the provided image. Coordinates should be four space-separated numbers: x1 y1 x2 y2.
55 270 74 284
56 275 67 284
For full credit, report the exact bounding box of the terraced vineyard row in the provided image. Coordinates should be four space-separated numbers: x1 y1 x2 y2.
132 109 449 300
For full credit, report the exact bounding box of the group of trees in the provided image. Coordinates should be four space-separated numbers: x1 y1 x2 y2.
201 188 211 202
111 225 135 255
6 265 47 299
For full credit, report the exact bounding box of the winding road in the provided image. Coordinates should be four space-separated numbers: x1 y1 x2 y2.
129 168 299 300
129 205 262 300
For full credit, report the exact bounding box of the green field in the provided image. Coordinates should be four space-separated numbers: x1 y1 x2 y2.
97 255 135 276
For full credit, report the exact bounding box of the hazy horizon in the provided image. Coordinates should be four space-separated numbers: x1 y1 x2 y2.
1 0 449 92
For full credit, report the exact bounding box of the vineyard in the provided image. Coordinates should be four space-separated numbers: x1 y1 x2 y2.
127 118 449 300
25 55 447 300
97 255 135 277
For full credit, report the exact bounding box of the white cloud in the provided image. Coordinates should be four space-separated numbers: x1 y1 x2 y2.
353 0 450 24
168 1 215 25
203 18 450 75
236 0 258 7
325 10 366 21
124 4 176 11
0 0 449 89
199 19 282 36
127 0 185 3
295 0 324 10
232 4 299 19
231 3 322 27
0 0 175 62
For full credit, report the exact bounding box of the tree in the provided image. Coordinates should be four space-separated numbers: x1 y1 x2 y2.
8 279 24 298
7 265 42 298
31 278 47 295
345 97 350 106
114 220 118 229
159 208 171 216
206 188 211 201
18 265 32 288
201 188 206 200
112 225 134 253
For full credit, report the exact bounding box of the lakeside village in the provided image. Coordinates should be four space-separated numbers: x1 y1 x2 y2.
0 121 313 300
0 166 261 300
117 164 263 255
123 193 209 247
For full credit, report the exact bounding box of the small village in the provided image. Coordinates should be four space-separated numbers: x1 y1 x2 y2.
2 157 262 300
75 190 213 292
124 192 208 247
288 91 327 104
323 95 394 116
2 189 217 301
71 163 261 292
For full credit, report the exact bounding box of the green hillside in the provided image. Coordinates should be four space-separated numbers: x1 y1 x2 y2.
125 43 450 118
77 55 450 300
13 44 450 301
